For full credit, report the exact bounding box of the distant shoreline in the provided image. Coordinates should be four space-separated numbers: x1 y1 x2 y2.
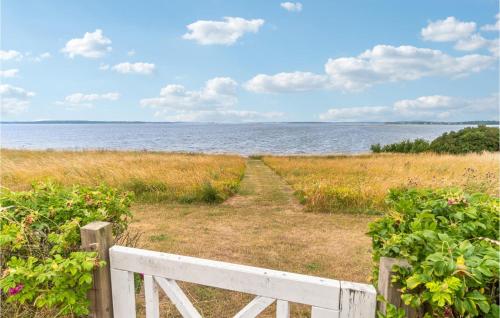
1 120 498 125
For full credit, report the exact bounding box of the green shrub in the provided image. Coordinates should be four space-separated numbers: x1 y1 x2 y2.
368 188 500 317
371 126 499 154
430 126 500 154
371 143 382 153
371 139 430 153
0 182 133 316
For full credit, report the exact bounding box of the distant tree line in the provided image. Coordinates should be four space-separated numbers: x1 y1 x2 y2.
371 125 500 154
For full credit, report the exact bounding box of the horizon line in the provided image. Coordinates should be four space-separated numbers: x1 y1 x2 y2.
1 120 499 125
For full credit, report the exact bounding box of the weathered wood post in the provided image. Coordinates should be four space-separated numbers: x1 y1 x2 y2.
377 257 419 318
81 221 114 318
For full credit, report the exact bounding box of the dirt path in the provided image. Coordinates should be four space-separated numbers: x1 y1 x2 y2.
224 159 300 210
131 159 377 317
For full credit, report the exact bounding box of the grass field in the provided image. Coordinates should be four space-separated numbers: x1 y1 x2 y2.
3 150 498 316
263 153 500 213
0 149 245 203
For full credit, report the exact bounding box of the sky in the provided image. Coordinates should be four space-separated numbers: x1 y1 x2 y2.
1 0 499 122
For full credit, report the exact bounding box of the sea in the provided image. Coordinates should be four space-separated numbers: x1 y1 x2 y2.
0 122 473 155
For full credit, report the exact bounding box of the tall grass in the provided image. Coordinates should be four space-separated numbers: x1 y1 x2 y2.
263 153 500 213
0 149 245 203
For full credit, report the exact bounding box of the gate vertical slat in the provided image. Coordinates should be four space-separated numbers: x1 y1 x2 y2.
144 275 160 318
276 300 290 318
110 269 136 318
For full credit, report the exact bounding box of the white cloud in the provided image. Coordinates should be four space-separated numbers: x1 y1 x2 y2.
245 72 328 93
421 16 498 55
454 34 489 51
246 45 494 93
57 92 120 108
127 50 136 56
111 62 156 75
183 17 264 45
0 51 51 63
160 110 283 122
394 94 498 115
0 84 35 115
140 77 282 122
61 29 112 58
324 45 494 90
33 52 51 62
0 69 19 78
141 77 238 110
488 38 500 56
0 50 22 61
280 2 303 12
319 94 499 121
319 106 390 121
481 13 500 32
393 95 454 112
421 17 476 42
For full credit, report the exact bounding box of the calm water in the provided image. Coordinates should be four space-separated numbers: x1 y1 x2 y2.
0 123 471 155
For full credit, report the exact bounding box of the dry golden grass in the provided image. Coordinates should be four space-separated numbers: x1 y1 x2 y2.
130 160 375 317
263 153 500 213
0 149 245 203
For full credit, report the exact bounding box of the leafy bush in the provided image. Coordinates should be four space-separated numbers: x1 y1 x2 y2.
371 126 499 154
369 188 500 317
371 139 430 154
430 126 500 154
0 182 132 316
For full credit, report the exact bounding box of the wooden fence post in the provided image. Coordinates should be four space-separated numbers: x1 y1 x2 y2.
81 221 114 318
377 257 419 318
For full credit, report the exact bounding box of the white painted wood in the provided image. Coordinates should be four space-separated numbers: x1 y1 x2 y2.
144 275 159 318
339 281 377 318
155 277 202 318
276 300 290 318
110 246 341 310
110 269 136 318
233 296 275 318
312 307 340 318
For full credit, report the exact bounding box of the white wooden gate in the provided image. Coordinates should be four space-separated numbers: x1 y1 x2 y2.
109 246 376 318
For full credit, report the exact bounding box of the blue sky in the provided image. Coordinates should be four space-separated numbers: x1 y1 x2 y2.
1 0 499 122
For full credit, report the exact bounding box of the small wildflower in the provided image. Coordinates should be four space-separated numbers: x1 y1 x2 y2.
8 284 23 296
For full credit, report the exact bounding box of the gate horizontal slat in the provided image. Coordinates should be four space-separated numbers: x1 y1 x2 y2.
110 246 341 310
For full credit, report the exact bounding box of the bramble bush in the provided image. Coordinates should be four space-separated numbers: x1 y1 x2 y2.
0 182 132 317
369 188 500 317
